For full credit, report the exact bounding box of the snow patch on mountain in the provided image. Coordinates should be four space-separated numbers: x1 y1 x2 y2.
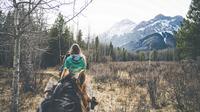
100 14 183 48
100 19 136 43
108 19 136 36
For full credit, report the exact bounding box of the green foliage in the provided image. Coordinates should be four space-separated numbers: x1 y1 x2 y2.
42 14 74 67
95 36 99 49
64 26 74 49
0 10 5 31
55 13 65 32
122 48 127 61
109 42 116 60
176 0 200 59
94 36 99 62
76 30 84 48
85 40 135 63
151 50 158 61
0 11 14 66
139 52 145 61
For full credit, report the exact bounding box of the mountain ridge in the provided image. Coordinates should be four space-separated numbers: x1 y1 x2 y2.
99 14 183 51
100 19 136 43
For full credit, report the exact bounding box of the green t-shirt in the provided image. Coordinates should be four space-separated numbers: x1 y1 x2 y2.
64 54 86 76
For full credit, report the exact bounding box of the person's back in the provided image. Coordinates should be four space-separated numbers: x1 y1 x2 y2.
64 54 86 78
61 44 97 111
61 43 86 78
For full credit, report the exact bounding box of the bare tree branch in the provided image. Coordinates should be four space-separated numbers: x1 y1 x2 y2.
38 1 73 10
18 0 43 26
0 31 15 37
34 47 48 52
16 1 34 6
0 49 12 52
66 0 93 23
0 43 13 47
13 0 17 8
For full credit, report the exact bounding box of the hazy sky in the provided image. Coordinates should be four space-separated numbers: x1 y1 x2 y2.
49 0 191 36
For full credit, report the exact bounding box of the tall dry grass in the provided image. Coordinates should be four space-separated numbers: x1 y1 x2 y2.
0 71 49 112
89 61 200 112
0 61 200 112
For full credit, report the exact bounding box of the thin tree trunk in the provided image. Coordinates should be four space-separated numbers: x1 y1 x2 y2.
58 30 62 63
148 79 158 109
11 6 20 112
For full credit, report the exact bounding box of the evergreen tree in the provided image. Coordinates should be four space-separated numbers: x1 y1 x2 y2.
77 30 83 47
0 11 5 65
139 52 145 61
95 36 99 62
109 42 114 60
122 48 127 61
42 14 73 67
151 50 158 61
0 11 14 66
64 27 73 49
176 0 200 59
116 47 122 61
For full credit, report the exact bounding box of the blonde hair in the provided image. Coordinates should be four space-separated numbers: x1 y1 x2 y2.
69 43 81 54
69 43 86 64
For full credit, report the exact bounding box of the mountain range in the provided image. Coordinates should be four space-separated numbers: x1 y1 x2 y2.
99 14 183 51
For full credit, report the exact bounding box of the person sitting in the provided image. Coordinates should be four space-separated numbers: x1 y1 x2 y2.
61 43 97 110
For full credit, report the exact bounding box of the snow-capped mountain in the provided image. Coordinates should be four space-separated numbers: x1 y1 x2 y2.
122 32 176 51
107 19 136 36
100 14 183 51
135 14 182 33
100 19 136 44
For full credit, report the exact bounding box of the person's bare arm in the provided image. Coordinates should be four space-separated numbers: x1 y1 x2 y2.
61 68 69 79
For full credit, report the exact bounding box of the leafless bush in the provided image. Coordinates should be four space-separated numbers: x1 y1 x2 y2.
172 60 200 111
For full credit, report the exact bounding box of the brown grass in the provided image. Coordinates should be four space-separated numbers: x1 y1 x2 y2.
0 61 200 112
89 61 200 112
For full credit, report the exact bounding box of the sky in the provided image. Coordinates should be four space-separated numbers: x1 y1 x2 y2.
48 0 192 37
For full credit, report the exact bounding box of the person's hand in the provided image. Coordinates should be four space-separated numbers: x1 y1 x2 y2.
61 69 69 79
44 92 50 99
90 97 98 110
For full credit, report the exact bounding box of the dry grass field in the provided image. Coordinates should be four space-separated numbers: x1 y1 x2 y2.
89 61 200 112
0 61 200 112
